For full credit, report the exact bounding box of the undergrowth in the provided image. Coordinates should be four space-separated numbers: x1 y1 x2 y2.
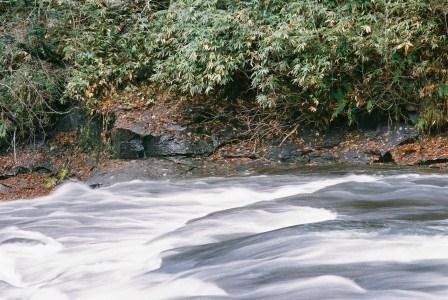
0 0 447 146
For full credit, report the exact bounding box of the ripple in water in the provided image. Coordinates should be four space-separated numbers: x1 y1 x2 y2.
0 173 448 299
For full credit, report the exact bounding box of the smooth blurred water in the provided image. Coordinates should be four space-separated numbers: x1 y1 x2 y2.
1 172 448 299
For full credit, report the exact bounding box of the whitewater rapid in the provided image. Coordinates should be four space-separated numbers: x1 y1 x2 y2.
1 173 448 299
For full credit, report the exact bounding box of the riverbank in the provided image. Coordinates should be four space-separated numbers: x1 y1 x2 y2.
1 123 448 201
2 97 448 201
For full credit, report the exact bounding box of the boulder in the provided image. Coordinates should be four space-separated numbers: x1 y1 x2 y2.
365 124 419 163
265 143 307 163
110 128 145 159
53 109 86 132
110 126 214 159
375 125 418 156
143 135 214 157
375 151 394 163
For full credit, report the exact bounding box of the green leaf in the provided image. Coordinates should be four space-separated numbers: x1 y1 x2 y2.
347 106 357 126
439 84 448 98
43 177 58 189
331 90 346 121
0 123 7 138
57 165 70 180
366 101 374 113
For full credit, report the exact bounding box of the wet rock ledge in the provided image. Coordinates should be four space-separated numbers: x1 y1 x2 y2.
108 110 421 166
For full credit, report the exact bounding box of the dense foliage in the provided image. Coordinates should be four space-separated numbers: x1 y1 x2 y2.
1 0 447 145
0 2 65 144
149 0 447 129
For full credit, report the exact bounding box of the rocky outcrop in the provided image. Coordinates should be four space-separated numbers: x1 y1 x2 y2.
264 142 310 163
51 108 103 150
109 110 423 167
418 158 448 166
143 135 213 157
110 128 145 159
110 113 215 159
53 109 86 133
0 162 53 180
370 125 419 162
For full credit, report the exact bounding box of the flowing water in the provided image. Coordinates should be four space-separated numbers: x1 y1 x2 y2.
1 172 448 299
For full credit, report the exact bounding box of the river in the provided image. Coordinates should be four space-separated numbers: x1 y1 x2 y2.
1 171 448 299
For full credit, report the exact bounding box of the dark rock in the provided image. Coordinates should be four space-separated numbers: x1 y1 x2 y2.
51 108 103 150
6 165 32 177
301 128 344 150
111 127 139 145
418 158 448 166
265 143 306 163
120 140 145 159
343 124 419 164
374 151 395 163
143 135 214 157
88 183 102 189
110 128 145 159
356 110 389 130
211 128 240 148
78 117 103 150
308 153 338 165
110 109 216 158
0 161 52 179
111 124 214 159
406 112 418 125
53 109 86 132
376 125 419 156
339 150 371 165
32 160 53 174
295 155 311 164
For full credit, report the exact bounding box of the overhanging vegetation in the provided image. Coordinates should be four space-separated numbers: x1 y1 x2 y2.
1 0 447 145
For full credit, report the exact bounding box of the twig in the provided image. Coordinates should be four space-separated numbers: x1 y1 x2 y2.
280 124 300 146
12 128 16 163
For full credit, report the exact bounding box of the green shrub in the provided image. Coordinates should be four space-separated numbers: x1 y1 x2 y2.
0 3 64 144
59 0 161 110
1 0 447 145
148 0 447 127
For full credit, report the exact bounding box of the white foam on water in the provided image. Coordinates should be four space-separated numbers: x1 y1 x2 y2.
29 288 70 300
240 275 366 298
1 173 447 299
0 174 352 300
150 205 337 250
0 249 23 288
0 227 63 288
287 232 448 264
70 276 227 300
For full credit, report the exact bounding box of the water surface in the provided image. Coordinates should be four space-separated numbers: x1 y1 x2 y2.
1 172 448 299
